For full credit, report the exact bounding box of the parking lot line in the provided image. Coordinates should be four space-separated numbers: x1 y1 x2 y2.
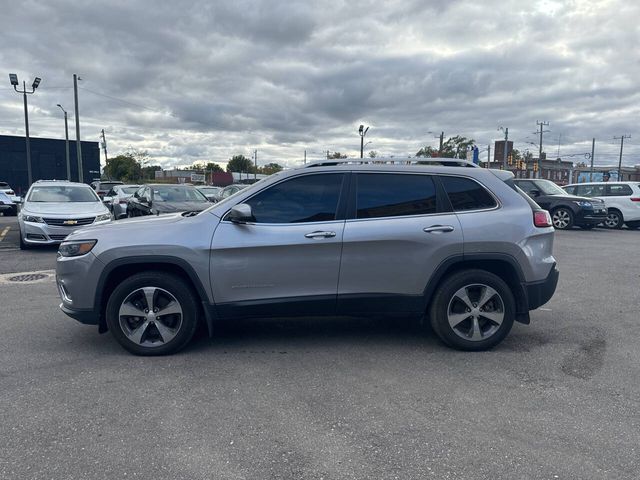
0 226 10 242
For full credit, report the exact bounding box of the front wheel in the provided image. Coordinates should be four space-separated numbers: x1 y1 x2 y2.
551 207 574 230
105 272 199 355
429 270 515 351
604 210 623 229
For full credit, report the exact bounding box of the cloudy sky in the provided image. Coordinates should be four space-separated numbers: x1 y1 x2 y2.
1 0 639 170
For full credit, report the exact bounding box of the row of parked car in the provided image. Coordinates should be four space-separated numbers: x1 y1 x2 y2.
95 181 248 219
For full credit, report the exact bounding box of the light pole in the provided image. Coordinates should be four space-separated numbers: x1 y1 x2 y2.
56 104 71 181
359 124 369 159
73 74 83 183
498 126 508 170
9 73 41 188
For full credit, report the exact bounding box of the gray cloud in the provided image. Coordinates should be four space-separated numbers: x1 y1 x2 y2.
1 0 639 169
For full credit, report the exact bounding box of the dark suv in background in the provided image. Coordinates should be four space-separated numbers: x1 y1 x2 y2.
513 179 607 230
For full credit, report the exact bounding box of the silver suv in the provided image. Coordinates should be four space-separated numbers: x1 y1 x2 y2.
56 160 559 355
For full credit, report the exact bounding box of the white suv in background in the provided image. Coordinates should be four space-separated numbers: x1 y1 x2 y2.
563 182 640 229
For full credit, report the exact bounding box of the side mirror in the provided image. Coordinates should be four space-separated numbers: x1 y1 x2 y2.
529 189 541 197
228 203 254 224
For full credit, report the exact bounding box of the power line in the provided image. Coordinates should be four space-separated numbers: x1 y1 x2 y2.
78 86 175 116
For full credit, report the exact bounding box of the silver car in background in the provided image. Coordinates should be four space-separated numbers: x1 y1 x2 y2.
18 180 112 249
103 184 141 219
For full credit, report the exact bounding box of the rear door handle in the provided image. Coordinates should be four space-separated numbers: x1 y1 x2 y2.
423 225 455 233
305 231 336 239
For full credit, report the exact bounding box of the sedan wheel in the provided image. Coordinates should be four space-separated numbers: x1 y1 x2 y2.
447 284 505 342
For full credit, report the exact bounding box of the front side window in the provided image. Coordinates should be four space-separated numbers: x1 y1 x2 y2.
576 184 605 197
27 186 99 202
441 176 497 211
244 174 343 223
355 173 437 219
606 184 633 196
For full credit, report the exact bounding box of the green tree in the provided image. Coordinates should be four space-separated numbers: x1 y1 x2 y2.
205 162 224 173
104 154 141 182
416 136 475 159
260 163 283 175
141 165 161 181
226 155 255 174
368 150 378 158
327 152 347 159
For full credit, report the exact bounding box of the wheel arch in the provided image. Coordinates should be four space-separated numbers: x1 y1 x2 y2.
95 256 213 335
424 254 530 324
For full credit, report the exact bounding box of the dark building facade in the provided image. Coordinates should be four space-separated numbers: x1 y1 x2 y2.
0 135 100 195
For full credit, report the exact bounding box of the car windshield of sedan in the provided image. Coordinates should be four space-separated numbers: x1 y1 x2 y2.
27 186 100 202
536 180 567 196
152 186 208 202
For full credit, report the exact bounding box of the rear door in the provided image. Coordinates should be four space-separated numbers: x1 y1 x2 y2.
210 172 348 318
337 172 462 314
605 184 635 220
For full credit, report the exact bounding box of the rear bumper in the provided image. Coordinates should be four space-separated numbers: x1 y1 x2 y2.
524 265 559 310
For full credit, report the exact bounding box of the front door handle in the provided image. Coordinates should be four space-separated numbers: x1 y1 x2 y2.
305 231 336 239
423 225 455 233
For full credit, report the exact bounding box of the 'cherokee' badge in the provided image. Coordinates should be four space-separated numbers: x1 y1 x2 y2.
63 220 78 225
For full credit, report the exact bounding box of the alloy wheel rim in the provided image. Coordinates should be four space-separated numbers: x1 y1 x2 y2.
118 286 183 347
552 210 570 229
447 283 505 341
605 213 619 228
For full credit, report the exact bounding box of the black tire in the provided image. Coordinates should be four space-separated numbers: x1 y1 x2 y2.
429 269 515 351
7 206 17 216
604 209 623 229
551 207 574 230
105 272 199 356
19 233 31 250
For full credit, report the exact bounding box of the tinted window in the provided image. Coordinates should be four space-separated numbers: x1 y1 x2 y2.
515 180 537 195
441 176 497 211
606 184 633 196
245 174 343 223
563 186 576 195
576 184 605 197
356 174 436 219
151 186 208 202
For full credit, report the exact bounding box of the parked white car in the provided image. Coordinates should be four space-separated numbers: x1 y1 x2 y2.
563 182 640 229
18 180 112 249
103 184 140 219
0 181 21 203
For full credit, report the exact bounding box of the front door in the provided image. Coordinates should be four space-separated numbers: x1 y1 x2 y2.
210 172 348 318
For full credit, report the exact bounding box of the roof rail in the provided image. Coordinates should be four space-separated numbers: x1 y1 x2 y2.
304 157 479 168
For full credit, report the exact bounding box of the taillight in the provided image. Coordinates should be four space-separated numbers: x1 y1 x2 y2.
630 197 640 202
534 210 553 228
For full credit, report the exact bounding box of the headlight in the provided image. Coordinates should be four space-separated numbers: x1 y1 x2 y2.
573 201 592 208
58 240 97 257
23 214 44 223
95 213 112 222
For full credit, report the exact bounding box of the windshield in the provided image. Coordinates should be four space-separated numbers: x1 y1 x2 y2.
199 187 222 194
536 180 567 196
27 186 100 202
152 186 209 202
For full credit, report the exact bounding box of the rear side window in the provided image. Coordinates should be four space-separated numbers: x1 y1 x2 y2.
245 174 344 223
576 184 605 197
440 176 497 211
606 184 633 196
355 174 437 219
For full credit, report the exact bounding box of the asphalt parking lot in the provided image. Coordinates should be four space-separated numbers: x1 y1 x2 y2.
0 214 639 479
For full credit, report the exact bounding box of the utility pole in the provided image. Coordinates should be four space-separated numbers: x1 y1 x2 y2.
487 144 491 168
73 74 83 183
536 121 550 179
254 149 257 181
499 127 508 169
359 124 369 158
439 131 444 155
100 129 108 165
304 150 307 164
614 135 631 181
589 138 595 182
9 74 41 188
57 104 70 180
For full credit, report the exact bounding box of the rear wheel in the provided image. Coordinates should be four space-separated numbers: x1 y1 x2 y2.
106 272 199 355
551 207 574 230
604 209 623 229
429 270 515 351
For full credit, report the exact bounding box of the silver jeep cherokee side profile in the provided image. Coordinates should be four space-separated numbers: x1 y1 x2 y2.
56 159 559 355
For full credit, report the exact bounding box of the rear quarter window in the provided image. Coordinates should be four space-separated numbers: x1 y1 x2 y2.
606 184 633 196
440 176 497 211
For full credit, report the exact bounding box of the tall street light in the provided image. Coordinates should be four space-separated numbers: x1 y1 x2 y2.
56 104 71 180
9 73 41 187
73 74 83 183
359 124 370 159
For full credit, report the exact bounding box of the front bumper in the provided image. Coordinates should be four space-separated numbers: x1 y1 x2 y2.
524 265 559 310
575 209 607 226
59 303 99 325
21 219 110 244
